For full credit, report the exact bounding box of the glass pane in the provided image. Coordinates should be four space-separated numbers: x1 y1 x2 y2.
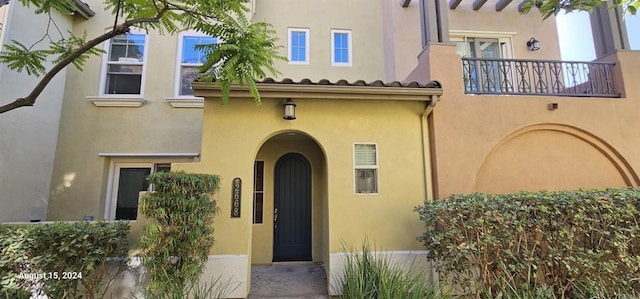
354 144 376 166
182 36 216 64
106 73 142 94
108 64 142 74
454 40 474 57
180 66 199 96
291 31 306 62
115 168 151 220
109 33 145 62
478 39 501 58
334 33 349 63
155 164 171 172
355 169 377 193
254 161 264 192
253 192 263 224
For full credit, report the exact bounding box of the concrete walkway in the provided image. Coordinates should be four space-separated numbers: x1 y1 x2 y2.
247 263 330 299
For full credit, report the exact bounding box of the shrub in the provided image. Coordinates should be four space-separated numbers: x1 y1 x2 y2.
0 221 130 299
138 171 221 298
335 240 446 299
415 188 640 298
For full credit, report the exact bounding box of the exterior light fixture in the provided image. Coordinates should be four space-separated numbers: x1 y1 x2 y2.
283 98 296 120
527 37 541 51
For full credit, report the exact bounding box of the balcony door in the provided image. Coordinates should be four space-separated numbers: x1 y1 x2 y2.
454 35 513 93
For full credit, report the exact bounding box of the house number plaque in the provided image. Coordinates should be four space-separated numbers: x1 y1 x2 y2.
231 178 241 218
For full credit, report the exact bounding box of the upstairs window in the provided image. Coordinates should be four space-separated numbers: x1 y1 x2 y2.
101 31 148 95
176 32 217 97
354 143 378 194
288 28 309 64
331 29 352 66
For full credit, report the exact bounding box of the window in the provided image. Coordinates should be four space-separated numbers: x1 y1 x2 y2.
354 144 378 194
100 31 148 95
253 161 264 224
288 28 309 64
453 37 509 59
107 162 170 220
331 30 352 66
452 33 513 93
175 32 217 97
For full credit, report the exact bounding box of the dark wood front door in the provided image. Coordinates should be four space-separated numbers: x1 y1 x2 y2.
273 153 312 262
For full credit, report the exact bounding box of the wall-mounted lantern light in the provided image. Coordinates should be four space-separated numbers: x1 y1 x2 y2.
283 98 296 120
527 37 541 51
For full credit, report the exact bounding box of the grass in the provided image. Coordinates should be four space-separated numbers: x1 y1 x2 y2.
334 240 447 299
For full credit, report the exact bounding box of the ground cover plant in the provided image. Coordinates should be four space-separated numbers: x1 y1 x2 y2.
416 188 640 298
0 221 129 299
335 240 447 299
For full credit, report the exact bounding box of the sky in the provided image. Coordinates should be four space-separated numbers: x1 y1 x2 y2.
556 11 640 61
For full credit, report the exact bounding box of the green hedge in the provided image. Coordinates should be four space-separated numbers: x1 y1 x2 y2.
0 221 130 299
415 188 640 298
138 171 220 297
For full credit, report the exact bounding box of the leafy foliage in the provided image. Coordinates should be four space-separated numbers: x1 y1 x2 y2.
415 188 640 298
1 0 284 113
335 240 446 299
0 221 130 299
0 41 49 76
521 0 639 19
138 171 221 298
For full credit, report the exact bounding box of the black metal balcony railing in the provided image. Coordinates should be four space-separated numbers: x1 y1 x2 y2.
461 58 619 97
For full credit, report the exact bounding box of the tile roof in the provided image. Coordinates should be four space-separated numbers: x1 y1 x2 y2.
258 78 442 89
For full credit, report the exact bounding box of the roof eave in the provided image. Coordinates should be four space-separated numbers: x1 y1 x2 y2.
74 0 95 19
191 82 443 102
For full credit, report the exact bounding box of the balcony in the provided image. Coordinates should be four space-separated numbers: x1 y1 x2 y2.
461 58 619 98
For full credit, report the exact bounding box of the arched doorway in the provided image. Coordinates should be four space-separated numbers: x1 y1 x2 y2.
273 153 312 261
251 131 327 265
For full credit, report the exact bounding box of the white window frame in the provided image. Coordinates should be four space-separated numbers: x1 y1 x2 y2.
331 29 352 67
353 143 379 195
105 162 154 220
173 30 217 98
288 28 310 65
98 28 149 97
449 30 515 59
103 158 190 220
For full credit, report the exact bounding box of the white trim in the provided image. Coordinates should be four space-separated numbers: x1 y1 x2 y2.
174 31 217 97
331 29 352 67
98 152 199 157
106 162 153 220
288 28 310 64
449 29 517 37
98 29 149 97
87 96 146 107
104 254 249 298
164 97 204 108
103 156 199 220
353 143 379 195
449 30 515 59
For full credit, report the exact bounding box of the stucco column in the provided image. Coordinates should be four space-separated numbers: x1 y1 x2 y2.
590 0 630 58
419 0 450 47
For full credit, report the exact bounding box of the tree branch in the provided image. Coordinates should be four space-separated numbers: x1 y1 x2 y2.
0 15 165 114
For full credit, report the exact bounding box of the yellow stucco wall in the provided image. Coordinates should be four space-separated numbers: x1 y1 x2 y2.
174 95 432 256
